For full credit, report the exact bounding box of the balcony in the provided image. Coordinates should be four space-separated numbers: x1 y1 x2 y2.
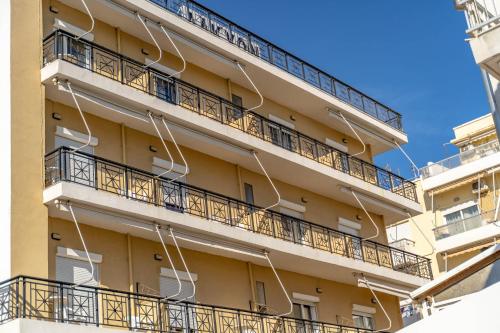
457 0 500 35
457 0 500 79
419 140 500 190
42 30 417 203
0 276 386 333
433 210 500 253
433 210 497 240
44 147 432 280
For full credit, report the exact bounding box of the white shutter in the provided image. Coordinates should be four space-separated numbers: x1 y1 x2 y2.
56 256 99 287
160 277 195 301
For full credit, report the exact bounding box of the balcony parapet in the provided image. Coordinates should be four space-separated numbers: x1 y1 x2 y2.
0 275 390 332
44 147 432 279
42 30 417 202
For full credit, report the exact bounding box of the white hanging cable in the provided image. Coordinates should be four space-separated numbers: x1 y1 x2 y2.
148 112 175 178
338 112 366 157
75 0 95 40
494 194 500 227
159 25 187 77
406 212 436 257
67 81 92 152
360 274 392 332
252 151 281 211
155 225 182 300
169 227 196 303
350 189 379 241
137 12 162 68
67 203 95 288
264 251 293 317
236 62 264 112
393 140 420 177
161 117 189 183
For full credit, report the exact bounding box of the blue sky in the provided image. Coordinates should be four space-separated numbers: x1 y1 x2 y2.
196 0 491 179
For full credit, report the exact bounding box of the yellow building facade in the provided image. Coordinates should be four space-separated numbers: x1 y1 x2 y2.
388 114 499 278
2 1 432 332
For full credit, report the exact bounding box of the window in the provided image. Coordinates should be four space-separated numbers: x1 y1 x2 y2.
255 281 267 305
352 313 374 330
244 183 254 205
443 203 479 225
232 94 243 107
292 303 317 321
352 304 375 330
160 268 197 302
268 115 295 151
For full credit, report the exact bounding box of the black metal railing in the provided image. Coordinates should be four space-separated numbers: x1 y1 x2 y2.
0 276 387 333
44 147 432 279
42 30 417 202
146 0 403 131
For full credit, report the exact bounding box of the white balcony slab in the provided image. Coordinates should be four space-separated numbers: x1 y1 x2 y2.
435 222 500 253
421 151 500 191
41 60 422 222
0 319 125 333
43 182 430 290
56 0 408 154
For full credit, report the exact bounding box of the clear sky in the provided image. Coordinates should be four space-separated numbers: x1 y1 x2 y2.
196 0 491 179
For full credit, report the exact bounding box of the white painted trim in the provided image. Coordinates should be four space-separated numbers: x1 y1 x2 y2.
292 292 320 303
145 58 181 78
279 199 306 213
53 18 94 41
352 304 376 315
152 156 189 174
338 217 361 230
56 246 103 263
55 126 99 146
0 0 11 281
269 114 295 129
160 267 198 281
325 137 348 153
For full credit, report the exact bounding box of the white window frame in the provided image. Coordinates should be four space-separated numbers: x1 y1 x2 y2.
145 58 181 79
441 201 479 224
55 126 99 148
325 137 348 153
338 217 361 236
53 18 94 41
292 293 319 321
352 304 376 330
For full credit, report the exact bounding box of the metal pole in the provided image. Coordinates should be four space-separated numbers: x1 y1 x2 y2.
481 69 500 139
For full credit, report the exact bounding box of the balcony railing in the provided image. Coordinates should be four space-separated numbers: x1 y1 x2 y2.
458 0 500 35
42 30 417 202
0 276 387 333
143 0 403 131
420 140 500 179
433 209 497 240
44 147 432 279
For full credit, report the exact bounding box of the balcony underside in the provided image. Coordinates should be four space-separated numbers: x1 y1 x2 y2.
42 60 421 222
43 181 429 290
57 0 408 154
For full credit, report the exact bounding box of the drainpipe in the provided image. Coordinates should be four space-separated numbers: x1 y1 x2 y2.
481 70 500 139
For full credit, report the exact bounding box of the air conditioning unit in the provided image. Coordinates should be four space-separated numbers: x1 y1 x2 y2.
472 181 489 194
